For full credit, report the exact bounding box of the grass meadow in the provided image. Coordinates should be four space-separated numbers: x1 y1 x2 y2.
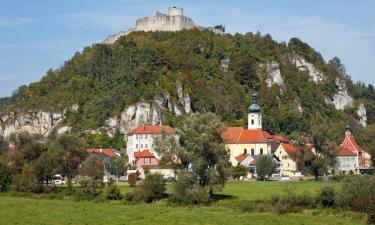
0 181 367 225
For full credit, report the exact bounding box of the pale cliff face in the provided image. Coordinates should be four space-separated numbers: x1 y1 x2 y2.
264 61 284 88
325 78 354 111
357 102 367 127
291 55 324 83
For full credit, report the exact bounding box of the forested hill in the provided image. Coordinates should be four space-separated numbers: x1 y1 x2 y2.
1 29 375 145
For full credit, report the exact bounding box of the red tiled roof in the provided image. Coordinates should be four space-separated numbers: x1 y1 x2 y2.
129 125 174 134
281 143 300 161
235 154 249 163
238 130 270 143
339 133 363 153
86 149 121 158
336 147 357 156
274 134 289 143
134 149 156 158
221 127 243 143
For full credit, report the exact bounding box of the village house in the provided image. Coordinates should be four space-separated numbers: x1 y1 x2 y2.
336 125 372 174
273 143 302 177
126 125 174 163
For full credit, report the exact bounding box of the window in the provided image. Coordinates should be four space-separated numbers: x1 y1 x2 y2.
140 135 143 139
251 119 254 125
136 135 138 139
143 158 146 163
145 135 148 139
287 163 290 167
244 149 247 154
260 148 263 155
145 144 148 148
136 144 139 148
251 149 254 156
227 149 230 153
141 144 143 148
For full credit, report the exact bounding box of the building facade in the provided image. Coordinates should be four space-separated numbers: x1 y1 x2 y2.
222 93 273 166
127 125 174 163
336 125 372 174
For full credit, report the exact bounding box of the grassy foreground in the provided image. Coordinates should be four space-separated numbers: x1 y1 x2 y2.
0 181 366 225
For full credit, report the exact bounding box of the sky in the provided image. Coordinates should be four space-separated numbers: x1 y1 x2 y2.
0 0 374 97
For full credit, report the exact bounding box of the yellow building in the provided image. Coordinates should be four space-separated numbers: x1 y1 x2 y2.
274 143 302 177
221 93 273 166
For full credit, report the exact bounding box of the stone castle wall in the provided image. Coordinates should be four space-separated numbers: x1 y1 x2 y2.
135 13 196 32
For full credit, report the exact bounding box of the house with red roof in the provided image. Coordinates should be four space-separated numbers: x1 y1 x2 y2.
133 149 160 169
336 125 372 174
126 125 174 163
221 93 274 166
273 143 302 177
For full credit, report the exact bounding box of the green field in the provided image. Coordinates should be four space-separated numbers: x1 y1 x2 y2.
0 181 366 225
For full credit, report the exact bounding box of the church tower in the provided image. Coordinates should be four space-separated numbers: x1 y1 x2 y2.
248 92 262 130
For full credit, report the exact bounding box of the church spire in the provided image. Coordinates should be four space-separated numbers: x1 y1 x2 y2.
248 92 262 130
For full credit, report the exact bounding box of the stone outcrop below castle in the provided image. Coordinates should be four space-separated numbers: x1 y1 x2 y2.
291 55 324 83
325 78 354 110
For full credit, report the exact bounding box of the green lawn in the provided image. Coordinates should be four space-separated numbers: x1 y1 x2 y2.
0 181 366 225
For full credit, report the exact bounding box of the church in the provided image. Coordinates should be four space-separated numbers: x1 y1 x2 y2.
221 93 274 166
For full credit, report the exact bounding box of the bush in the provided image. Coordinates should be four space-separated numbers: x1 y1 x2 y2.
170 172 210 205
136 173 166 203
0 163 11 192
318 186 335 207
12 164 43 193
128 173 137 187
103 185 123 200
336 176 375 212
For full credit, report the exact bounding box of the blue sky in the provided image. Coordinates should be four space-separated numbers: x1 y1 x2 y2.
0 0 374 97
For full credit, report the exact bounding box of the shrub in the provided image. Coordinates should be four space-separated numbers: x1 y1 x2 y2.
0 163 11 192
136 173 166 203
128 173 137 187
170 172 210 205
12 164 43 193
318 186 335 207
336 176 375 212
103 185 123 200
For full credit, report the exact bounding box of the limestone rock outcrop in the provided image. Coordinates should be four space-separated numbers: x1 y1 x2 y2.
291 55 324 83
264 61 284 88
325 78 354 110
357 102 367 127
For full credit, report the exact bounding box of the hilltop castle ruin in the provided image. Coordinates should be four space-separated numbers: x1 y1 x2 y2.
104 7 223 44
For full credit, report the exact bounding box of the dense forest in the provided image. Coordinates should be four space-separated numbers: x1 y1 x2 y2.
0 29 375 150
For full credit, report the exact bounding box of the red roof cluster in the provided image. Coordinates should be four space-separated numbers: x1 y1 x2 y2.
134 149 156 158
221 127 272 144
129 125 174 134
86 149 121 158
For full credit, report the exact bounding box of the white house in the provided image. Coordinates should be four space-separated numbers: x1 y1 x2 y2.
126 125 174 163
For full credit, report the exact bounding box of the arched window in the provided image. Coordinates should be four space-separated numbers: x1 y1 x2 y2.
251 149 254 156
244 149 247 154
260 148 263 155
251 119 254 125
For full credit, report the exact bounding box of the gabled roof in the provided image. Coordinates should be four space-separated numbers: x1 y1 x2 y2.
87 149 121 158
129 125 174 134
235 154 249 163
134 149 156 158
336 147 357 156
222 127 272 144
238 130 271 143
281 143 300 162
221 127 243 143
339 133 363 153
